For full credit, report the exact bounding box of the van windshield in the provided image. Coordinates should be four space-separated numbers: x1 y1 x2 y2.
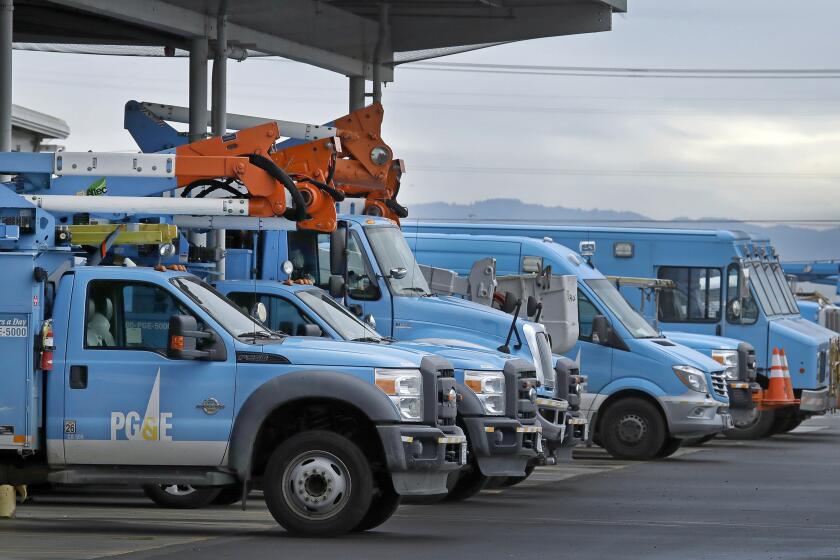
365 225 432 297
585 279 660 339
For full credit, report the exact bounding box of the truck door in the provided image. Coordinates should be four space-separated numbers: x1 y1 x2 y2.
62 277 236 466
572 290 614 411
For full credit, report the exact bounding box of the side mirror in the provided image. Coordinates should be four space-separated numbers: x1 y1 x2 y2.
251 302 268 323
526 296 539 317
500 291 518 313
591 315 610 346
364 314 377 329
281 260 294 278
328 275 346 298
299 324 323 337
389 267 408 280
168 315 213 360
330 228 347 275
728 299 742 320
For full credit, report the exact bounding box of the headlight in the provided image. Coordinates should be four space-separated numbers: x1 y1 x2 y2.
711 350 739 380
375 369 423 422
672 365 709 393
464 370 506 416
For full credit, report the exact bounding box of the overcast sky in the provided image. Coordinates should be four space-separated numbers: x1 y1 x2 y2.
12 0 840 221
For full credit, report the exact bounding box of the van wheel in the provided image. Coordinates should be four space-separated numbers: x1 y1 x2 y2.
263 430 373 537
723 408 776 440
599 398 666 460
682 434 717 447
353 478 401 532
655 437 682 458
141 484 221 509
446 465 489 502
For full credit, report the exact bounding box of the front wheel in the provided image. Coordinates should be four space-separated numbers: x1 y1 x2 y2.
141 484 221 509
599 398 667 460
723 408 776 440
353 479 401 532
263 430 373 537
445 465 489 502
655 437 682 458
499 463 537 488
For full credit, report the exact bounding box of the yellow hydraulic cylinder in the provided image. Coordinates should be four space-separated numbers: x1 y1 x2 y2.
0 484 15 518
61 223 179 246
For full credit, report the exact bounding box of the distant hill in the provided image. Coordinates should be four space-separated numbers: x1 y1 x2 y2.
407 199 839 261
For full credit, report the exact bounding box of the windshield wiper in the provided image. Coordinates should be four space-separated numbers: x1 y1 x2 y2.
401 287 431 295
238 331 283 340
351 336 383 343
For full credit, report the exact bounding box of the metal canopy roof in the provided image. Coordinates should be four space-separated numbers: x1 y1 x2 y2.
13 0 626 80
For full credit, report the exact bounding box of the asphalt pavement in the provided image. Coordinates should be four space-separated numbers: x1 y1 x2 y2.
2 414 839 560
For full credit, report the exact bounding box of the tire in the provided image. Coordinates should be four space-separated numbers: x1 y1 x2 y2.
263 430 373 537
682 434 717 447
599 397 667 460
499 463 537 488
445 465 489 502
723 408 776 440
772 410 803 434
213 485 245 506
353 478 401 532
655 437 682 458
141 484 221 509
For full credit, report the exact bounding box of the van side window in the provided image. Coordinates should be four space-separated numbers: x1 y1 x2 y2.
85 281 194 353
578 290 601 342
227 292 314 336
657 267 721 323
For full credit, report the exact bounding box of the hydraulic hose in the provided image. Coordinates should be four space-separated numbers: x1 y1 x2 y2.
247 153 309 222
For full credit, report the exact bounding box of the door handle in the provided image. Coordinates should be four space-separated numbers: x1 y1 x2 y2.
69 365 88 389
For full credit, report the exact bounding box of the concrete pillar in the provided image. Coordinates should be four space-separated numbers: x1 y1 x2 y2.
0 0 12 153
188 37 208 142
210 3 228 279
348 76 365 112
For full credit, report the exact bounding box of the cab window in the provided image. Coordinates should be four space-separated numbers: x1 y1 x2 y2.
227 292 314 336
85 281 194 354
657 267 721 323
578 290 601 342
726 264 759 324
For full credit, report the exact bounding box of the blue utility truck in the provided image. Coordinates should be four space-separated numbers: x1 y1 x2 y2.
0 159 471 536
783 261 840 334
402 231 735 459
408 223 839 436
216 279 543 500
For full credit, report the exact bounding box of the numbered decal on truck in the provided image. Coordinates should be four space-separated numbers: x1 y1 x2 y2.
110 369 174 442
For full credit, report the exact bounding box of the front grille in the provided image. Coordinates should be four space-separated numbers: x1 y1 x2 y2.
436 367 457 427
822 307 840 333
711 371 728 398
818 351 827 384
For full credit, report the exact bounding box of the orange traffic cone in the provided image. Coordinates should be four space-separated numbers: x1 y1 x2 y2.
761 347 790 407
779 349 800 404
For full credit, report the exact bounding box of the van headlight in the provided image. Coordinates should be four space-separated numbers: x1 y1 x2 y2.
711 350 739 380
375 369 423 422
673 365 708 393
464 370 506 416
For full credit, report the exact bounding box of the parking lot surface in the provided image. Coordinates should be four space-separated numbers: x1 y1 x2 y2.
2 415 839 560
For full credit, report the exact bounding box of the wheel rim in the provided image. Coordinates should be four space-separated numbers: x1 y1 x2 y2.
281 450 351 521
733 409 760 430
616 413 647 445
161 484 196 497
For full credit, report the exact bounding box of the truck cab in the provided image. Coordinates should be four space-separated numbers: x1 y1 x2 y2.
403 231 735 460
405 223 840 437
215 279 543 499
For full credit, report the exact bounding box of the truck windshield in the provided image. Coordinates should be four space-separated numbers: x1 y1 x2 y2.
748 262 796 316
365 225 432 297
171 277 275 339
298 290 382 342
585 279 660 338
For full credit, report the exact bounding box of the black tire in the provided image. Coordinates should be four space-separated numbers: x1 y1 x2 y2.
263 430 373 537
353 478 401 532
655 437 682 458
445 465 489 502
772 410 803 434
499 463 537 488
214 485 245 506
682 434 717 447
723 408 776 440
141 484 221 509
599 397 667 460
